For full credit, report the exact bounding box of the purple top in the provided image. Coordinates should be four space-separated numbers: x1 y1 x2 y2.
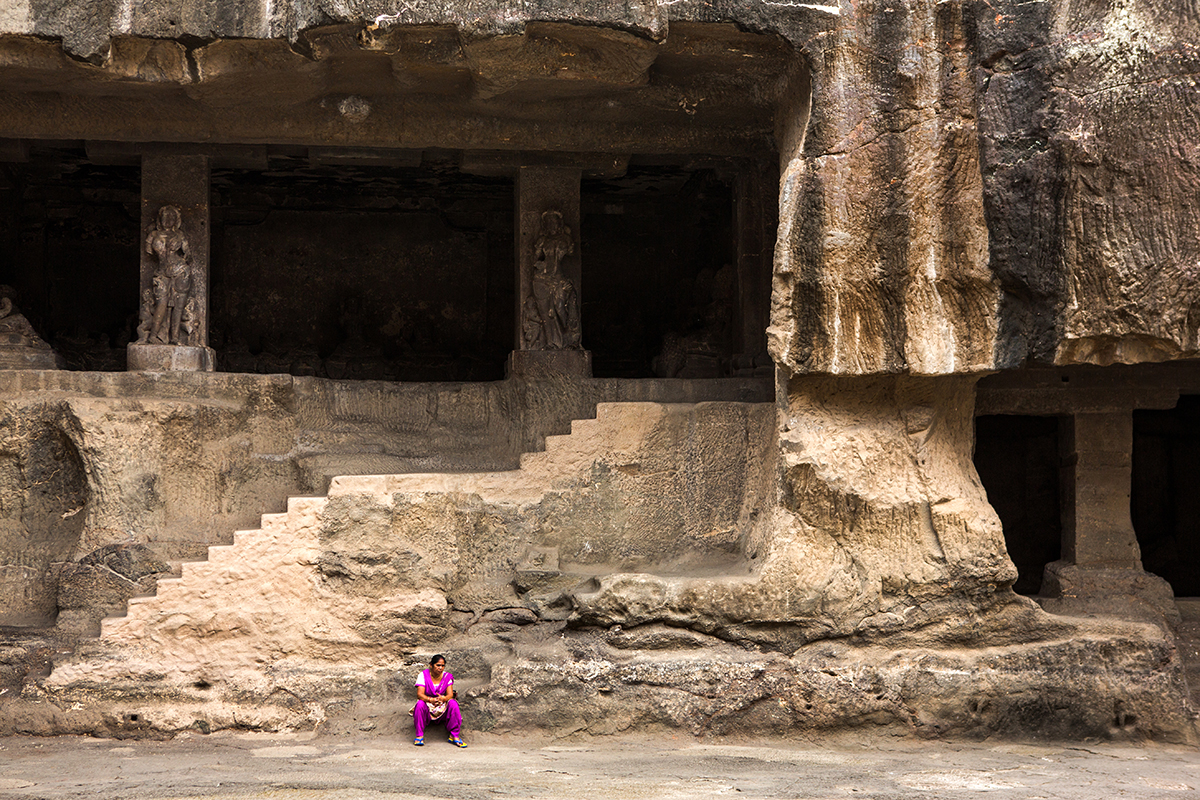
416 668 453 697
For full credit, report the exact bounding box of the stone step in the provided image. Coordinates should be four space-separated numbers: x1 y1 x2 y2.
330 402 678 504
205 544 237 563
287 496 326 514
94 403 652 647
541 432 573 453
570 415 602 433
518 449 550 469
181 561 221 582
233 529 264 547
259 512 289 530
152 577 185 600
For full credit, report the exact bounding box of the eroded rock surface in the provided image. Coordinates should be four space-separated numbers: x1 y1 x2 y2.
973 1 1200 367
0 385 1187 743
572 376 1020 653
0 0 1198 745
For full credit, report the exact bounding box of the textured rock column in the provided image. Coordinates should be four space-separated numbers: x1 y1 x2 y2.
733 161 775 374
508 166 590 376
1041 410 1176 624
1059 412 1141 569
127 153 215 372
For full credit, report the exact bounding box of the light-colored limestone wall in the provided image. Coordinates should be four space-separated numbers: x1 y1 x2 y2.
43 400 776 688
0 370 769 631
0 1 30 33
572 374 1023 651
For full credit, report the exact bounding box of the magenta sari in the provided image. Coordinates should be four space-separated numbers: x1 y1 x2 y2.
413 668 462 738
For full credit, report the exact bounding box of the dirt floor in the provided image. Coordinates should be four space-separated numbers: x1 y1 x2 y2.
0 731 1197 799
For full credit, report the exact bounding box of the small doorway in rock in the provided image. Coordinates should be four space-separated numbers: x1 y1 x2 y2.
1132 395 1200 596
973 415 1063 596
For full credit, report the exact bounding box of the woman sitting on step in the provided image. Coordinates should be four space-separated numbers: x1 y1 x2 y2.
413 654 466 747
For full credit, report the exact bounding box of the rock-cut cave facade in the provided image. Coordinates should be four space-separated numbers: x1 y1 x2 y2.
0 0 1199 740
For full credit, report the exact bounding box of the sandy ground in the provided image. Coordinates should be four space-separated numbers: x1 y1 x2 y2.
0 731 1198 799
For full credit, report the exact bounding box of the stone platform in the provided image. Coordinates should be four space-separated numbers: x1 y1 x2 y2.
127 343 216 372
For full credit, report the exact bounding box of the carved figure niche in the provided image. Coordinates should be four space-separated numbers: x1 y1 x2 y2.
523 210 581 351
138 205 199 347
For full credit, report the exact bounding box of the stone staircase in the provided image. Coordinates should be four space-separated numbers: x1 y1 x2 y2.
97 496 327 654
84 403 742 660
328 402 669 504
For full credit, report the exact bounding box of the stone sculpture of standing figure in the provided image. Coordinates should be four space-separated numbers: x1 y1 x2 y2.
142 205 194 346
528 210 581 350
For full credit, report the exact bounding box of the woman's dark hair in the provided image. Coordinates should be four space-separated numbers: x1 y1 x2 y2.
429 654 446 666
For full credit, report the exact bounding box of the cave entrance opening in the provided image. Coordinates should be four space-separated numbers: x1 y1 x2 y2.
1 145 777 383
974 414 1064 596
209 155 515 382
1132 395 1200 597
0 148 140 370
582 160 774 379
0 21 799 384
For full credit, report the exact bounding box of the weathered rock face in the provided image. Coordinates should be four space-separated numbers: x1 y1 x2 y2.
0 404 88 626
25 400 779 731
972 0 1200 368
770 1 999 376
571 376 1022 651
0 0 1198 744
471 621 1193 740
10 387 1192 744
0 371 768 636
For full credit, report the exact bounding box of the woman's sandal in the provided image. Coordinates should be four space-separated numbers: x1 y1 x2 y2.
413 737 424 746
449 735 467 748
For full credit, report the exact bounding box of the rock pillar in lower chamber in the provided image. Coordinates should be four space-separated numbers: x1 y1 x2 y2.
1059 411 1141 569
1041 410 1177 624
127 153 215 372
509 166 590 377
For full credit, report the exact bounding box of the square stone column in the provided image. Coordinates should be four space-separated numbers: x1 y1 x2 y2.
1040 410 1176 626
733 161 776 375
508 166 590 377
127 153 215 372
1059 411 1142 569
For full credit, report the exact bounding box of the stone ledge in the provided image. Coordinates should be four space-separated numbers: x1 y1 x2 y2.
11 626 1195 742
506 349 592 378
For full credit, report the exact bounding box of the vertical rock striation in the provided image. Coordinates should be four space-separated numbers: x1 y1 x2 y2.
770 0 998 377
972 0 1200 367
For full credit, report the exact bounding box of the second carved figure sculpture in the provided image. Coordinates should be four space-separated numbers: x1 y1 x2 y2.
526 210 581 350
138 205 198 346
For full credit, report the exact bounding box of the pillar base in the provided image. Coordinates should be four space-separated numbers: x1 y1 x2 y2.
507 349 591 378
127 343 215 372
1037 560 1180 629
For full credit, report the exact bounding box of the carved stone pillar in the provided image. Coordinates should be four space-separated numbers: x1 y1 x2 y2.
1041 410 1177 625
732 161 776 375
127 153 215 372
508 166 591 377
1059 411 1141 569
